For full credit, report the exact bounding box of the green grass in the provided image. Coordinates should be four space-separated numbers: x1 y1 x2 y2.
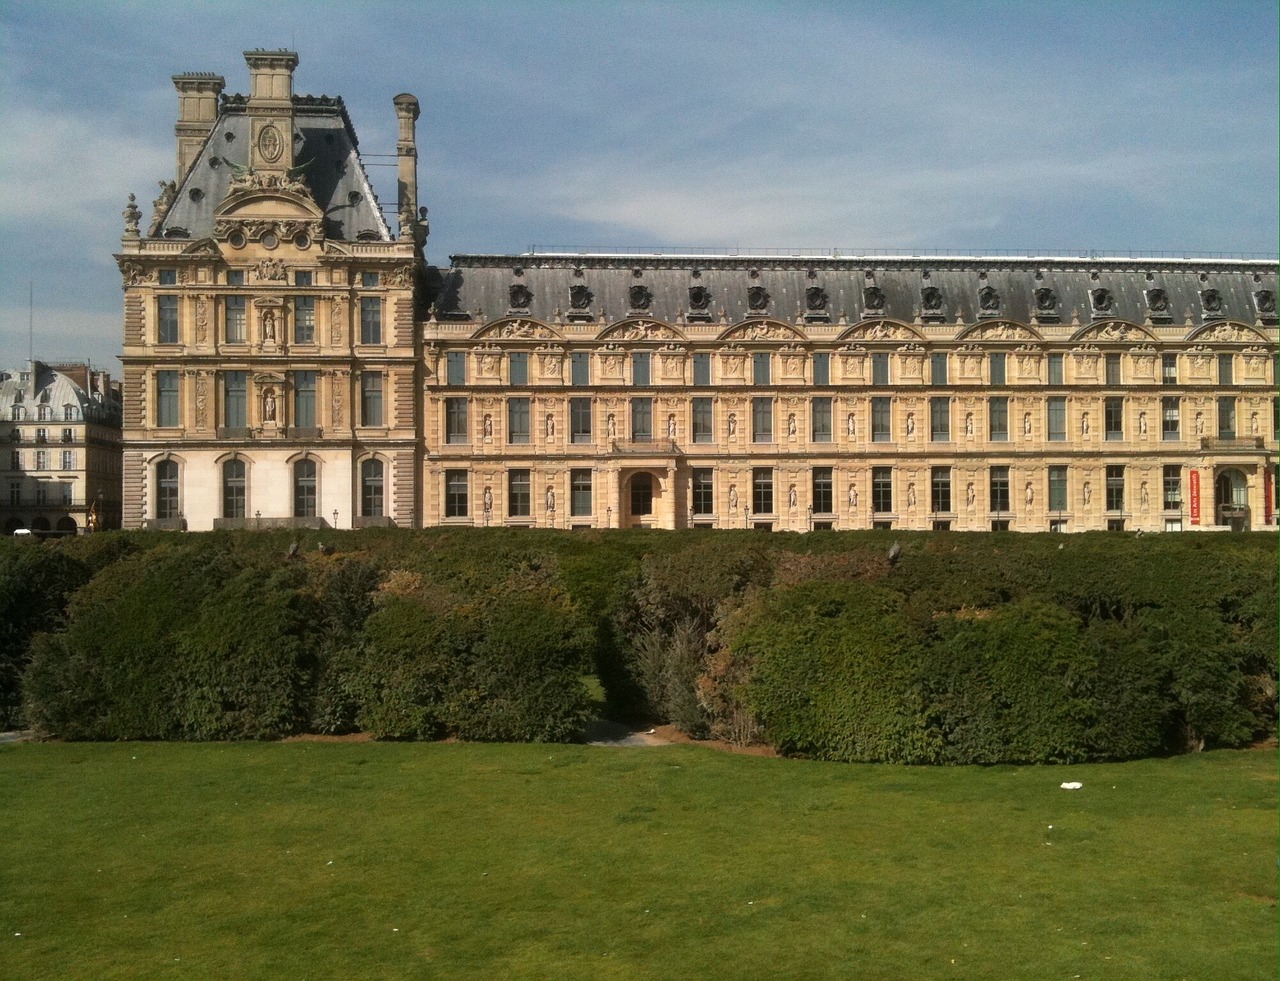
1 743 1274 980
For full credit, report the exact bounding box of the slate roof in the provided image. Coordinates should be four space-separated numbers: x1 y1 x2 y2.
0 363 119 424
430 254 1279 335
156 95 390 243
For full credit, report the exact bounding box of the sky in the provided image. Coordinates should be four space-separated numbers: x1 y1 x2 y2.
0 0 1276 371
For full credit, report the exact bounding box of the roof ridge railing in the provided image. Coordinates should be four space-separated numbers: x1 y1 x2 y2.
513 246 1280 262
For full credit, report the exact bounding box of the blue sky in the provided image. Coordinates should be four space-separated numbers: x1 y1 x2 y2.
1 0 1276 370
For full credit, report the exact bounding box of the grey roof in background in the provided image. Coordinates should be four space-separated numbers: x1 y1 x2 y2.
157 96 390 243
430 255 1279 337
0 364 120 423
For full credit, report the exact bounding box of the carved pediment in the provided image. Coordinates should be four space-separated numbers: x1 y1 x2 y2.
1069 320 1155 343
1184 321 1271 345
836 319 925 343
597 319 686 342
718 319 809 342
955 320 1043 343
472 318 564 342
178 238 224 257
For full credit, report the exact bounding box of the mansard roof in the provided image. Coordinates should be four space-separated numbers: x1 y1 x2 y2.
430 254 1279 335
156 95 389 243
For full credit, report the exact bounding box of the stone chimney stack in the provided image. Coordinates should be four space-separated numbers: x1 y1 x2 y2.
172 72 225 181
393 93 425 248
243 49 299 174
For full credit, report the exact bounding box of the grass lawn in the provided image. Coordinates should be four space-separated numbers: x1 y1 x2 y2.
1 741 1274 980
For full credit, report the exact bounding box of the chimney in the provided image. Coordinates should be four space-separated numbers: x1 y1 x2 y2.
243 49 299 174
393 94 422 244
172 72 225 181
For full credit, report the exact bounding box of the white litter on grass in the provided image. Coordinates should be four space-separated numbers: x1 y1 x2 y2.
1060 781 1083 790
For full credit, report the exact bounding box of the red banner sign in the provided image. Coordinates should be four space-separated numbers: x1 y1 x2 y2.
1189 469 1200 525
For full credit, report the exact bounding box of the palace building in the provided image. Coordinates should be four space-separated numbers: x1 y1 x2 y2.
119 50 1279 533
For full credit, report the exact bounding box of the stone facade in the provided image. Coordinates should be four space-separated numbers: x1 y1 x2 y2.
120 50 1279 533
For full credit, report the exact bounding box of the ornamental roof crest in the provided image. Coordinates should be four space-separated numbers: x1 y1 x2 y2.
472 318 564 341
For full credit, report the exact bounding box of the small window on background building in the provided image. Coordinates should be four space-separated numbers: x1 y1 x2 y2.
812 352 830 386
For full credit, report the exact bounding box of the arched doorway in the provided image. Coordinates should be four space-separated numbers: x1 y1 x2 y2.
4 517 25 535
31 516 51 538
621 470 669 528
1214 469 1249 531
56 516 78 536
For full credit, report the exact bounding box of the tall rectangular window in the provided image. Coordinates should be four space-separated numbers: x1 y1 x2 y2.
812 352 830 386
158 296 179 344
1106 465 1125 511
9 451 19 472
156 460 179 519
871 397 891 441
753 353 771 385
872 353 890 386
571 352 590 386
222 459 246 519
156 370 179 428
1104 397 1124 440
1218 354 1234 385
989 396 1009 441
570 469 593 517
570 397 592 443
445 397 468 443
1047 397 1067 441
752 468 774 514
293 371 316 429
692 468 714 515
507 470 531 517
631 397 652 441
224 296 246 344
632 352 651 387
989 352 1006 386
445 470 469 518
812 467 834 514
1162 465 1182 510
872 467 893 513
930 397 950 441
223 371 247 428
811 397 833 442
1048 466 1068 512
931 467 952 513
989 466 1011 513
1217 396 1236 438
34 450 47 471
446 351 466 385
360 460 384 518
61 450 74 471
692 352 711 386
360 373 383 427
1162 354 1178 385
507 397 531 444
752 397 773 442
509 352 529 385
359 297 382 345
293 459 317 518
1105 354 1121 385
1047 353 1064 385
930 352 948 385
1162 396 1180 440
692 397 713 443
293 296 315 344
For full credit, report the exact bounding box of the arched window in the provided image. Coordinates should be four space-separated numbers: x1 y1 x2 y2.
222 459 246 519
293 459 317 518
360 459 384 517
156 460 179 519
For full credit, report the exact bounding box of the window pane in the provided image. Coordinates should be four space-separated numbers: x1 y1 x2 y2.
1217 396 1236 438
507 470 530 516
872 397 891 441
224 296 246 343
1105 397 1124 440
1105 354 1121 385
361 373 383 427
692 397 713 443
1162 397 1180 440
812 467 833 514
570 469 593 516
1048 353 1064 385
445 469 469 518
812 353 830 386
1161 354 1177 384
158 296 179 344
361 459 384 517
811 397 832 442
570 397 592 443
571 351 591 386
157 460 179 519
872 353 889 386
359 297 382 344
1218 354 1233 385
692 468 714 515
294 297 315 344
930 397 950 441
1162 465 1181 510
631 397 652 440
293 459 317 517
293 371 316 429
752 397 773 442
752 467 773 514
509 353 528 385
1106 465 1124 511
1047 397 1066 441
222 459 246 519
445 397 469 443
632 352 651 386
989 466 1010 512
446 351 466 385
930 353 948 385
753 353 771 385
156 371 179 428
692 352 711 386
1048 466 1068 511
507 397 530 443
989 352 1006 386
872 467 892 513
931 466 951 513
223 372 247 428
989 396 1008 441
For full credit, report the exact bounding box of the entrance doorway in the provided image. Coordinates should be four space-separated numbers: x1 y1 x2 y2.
1214 469 1249 530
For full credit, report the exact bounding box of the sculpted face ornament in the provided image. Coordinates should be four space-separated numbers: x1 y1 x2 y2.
1035 287 1058 312
863 286 885 310
688 286 711 311
921 286 943 312
1091 288 1114 312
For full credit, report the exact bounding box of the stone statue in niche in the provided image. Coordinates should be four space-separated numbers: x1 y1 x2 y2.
728 412 737 437
965 413 974 436
966 483 975 508
788 414 797 437
1025 482 1033 507
483 486 493 512
906 483 916 508
788 485 798 510
906 412 915 436
667 414 677 440
846 413 855 437
1081 411 1090 436
1140 482 1150 508
483 414 493 438
1083 481 1092 505
546 487 556 512
1195 412 1204 435
262 389 277 423
1138 412 1148 435
728 485 738 510
848 484 858 509
261 308 277 342
1023 412 1032 437
1250 412 1260 436
607 414 617 438
545 413 555 439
